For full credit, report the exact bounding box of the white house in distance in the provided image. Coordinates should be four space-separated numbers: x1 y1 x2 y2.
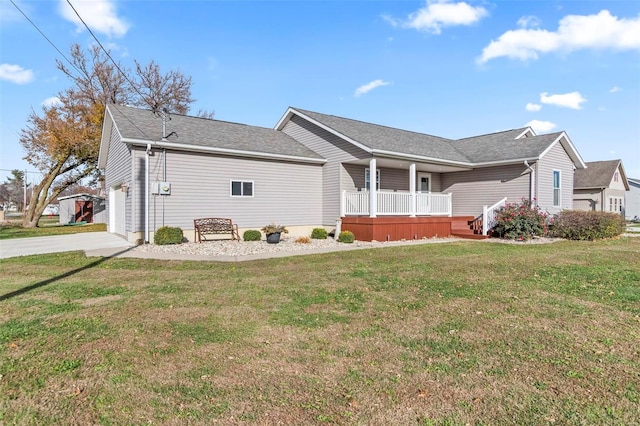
98 105 586 243
626 177 640 220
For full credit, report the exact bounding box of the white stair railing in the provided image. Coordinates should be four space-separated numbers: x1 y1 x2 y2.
482 197 508 236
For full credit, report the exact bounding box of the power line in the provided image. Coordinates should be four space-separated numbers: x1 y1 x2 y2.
9 0 84 78
65 0 153 111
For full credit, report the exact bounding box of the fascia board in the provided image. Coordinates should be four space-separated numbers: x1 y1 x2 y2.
97 106 116 169
540 132 587 169
471 157 541 168
122 138 327 164
372 149 474 168
279 108 373 153
516 127 536 139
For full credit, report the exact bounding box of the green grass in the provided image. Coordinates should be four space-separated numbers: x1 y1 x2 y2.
0 216 106 239
1 237 639 425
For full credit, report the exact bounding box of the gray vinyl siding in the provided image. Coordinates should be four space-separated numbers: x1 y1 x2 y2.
138 148 323 234
103 126 132 233
281 115 367 225
626 181 640 220
573 189 603 211
441 164 531 216
342 165 442 193
603 188 627 214
537 142 575 214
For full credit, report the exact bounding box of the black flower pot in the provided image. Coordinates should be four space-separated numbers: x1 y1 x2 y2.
266 232 281 244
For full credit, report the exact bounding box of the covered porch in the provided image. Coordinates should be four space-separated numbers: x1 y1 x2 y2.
336 158 502 241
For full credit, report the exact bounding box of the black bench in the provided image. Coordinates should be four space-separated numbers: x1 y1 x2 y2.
194 218 239 242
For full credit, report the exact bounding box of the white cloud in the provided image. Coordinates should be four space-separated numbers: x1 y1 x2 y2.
354 80 391 97
42 97 62 108
525 102 542 112
609 86 621 93
540 91 586 110
385 0 488 34
479 10 640 63
526 119 556 133
517 16 541 29
0 63 34 84
58 0 129 38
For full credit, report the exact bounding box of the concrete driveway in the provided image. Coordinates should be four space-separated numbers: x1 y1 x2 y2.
0 232 133 259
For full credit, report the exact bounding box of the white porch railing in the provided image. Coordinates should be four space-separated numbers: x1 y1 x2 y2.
342 191 452 217
482 197 508 236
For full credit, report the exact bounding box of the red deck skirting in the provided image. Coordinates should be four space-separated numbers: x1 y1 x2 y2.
341 216 476 242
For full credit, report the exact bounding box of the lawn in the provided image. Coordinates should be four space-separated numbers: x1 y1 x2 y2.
1 238 638 425
0 216 106 239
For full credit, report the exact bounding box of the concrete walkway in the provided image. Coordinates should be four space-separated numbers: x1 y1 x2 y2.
0 232 133 259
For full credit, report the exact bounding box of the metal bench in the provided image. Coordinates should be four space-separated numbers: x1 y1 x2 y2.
193 218 239 242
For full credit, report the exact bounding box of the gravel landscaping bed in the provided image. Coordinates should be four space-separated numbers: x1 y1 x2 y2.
131 236 462 257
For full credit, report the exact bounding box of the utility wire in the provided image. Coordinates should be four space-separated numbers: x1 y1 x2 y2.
9 0 84 78
10 0 161 141
65 0 167 138
65 0 155 112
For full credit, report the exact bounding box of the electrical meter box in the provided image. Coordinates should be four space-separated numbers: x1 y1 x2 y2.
152 182 171 195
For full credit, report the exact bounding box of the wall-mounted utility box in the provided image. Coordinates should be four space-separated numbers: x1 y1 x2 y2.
152 182 171 195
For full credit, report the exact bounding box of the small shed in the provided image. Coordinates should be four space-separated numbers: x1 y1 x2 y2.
58 193 106 225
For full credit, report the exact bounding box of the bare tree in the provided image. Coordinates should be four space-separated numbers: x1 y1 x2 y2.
196 108 216 119
20 44 199 227
133 60 193 114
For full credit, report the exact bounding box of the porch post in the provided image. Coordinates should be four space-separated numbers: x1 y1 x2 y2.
369 158 377 218
409 163 416 217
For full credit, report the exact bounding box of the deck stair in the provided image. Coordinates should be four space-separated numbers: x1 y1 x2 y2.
450 216 489 240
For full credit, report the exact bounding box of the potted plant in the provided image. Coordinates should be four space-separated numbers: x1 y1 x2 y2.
261 223 288 244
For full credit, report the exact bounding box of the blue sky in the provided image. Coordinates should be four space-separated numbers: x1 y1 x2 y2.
1 0 639 186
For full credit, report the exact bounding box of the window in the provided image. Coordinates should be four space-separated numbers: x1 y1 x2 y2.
365 168 380 190
553 170 561 207
614 172 619 182
230 180 253 197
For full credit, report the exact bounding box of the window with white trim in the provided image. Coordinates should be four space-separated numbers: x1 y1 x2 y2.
609 197 624 213
230 180 253 197
365 168 380 190
553 170 561 207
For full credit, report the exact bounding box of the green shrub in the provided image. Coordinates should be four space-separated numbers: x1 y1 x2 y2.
154 226 183 245
550 210 625 240
311 228 328 239
492 199 548 240
243 229 262 241
338 230 355 243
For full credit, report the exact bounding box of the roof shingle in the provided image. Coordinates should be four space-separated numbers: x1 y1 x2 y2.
109 104 324 160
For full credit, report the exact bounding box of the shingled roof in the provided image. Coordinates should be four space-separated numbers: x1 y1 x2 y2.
283 107 583 167
574 160 627 189
105 104 324 162
292 108 469 163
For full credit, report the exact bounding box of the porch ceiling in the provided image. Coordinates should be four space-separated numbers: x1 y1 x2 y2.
345 157 471 173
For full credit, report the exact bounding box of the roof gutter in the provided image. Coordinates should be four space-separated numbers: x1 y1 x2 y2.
122 138 327 164
372 149 473 168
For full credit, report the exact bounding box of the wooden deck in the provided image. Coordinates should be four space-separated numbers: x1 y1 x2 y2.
341 216 488 242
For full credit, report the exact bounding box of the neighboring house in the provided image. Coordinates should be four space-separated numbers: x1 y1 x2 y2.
625 178 640 220
98 105 586 243
58 193 107 225
573 160 629 215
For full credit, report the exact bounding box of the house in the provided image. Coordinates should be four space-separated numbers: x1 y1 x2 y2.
573 160 629 215
624 177 640 221
58 193 107 225
98 105 586 243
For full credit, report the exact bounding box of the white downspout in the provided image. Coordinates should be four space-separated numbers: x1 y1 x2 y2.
524 160 535 205
145 143 151 243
